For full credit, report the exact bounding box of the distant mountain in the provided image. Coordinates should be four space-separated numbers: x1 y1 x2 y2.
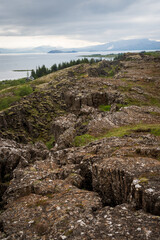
0 48 25 54
0 46 56 54
47 39 160 53
74 39 160 52
0 39 160 54
32 46 57 53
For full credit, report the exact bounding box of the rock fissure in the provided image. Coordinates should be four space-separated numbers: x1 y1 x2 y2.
0 53 160 239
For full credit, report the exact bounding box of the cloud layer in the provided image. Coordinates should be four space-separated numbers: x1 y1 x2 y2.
0 0 160 47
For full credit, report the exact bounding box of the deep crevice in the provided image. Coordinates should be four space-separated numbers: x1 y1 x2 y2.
0 157 20 210
80 167 93 191
0 220 4 232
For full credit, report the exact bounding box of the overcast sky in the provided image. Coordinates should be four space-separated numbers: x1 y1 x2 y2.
0 0 160 48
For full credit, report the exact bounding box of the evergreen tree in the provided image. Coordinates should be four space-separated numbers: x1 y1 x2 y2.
31 69 36 78
30 58 101 79
51 64 58 72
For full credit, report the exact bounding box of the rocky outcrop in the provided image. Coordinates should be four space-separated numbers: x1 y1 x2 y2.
62 90 123 111
0 138 50 205
0 53 160 239
0 133 160 239
0 90 63 143
52 134 160 215
51 114 77 142
1 199 160 240
92 157 160 215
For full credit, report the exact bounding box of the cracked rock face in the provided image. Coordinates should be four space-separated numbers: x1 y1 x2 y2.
0 133 160 239
0 53 160 239
92 156 160 214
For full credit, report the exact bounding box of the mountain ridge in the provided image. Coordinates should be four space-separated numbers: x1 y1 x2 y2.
76 38 160 52
1 38 160 54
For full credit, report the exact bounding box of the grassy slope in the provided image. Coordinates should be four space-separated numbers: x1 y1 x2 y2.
0 52 160 148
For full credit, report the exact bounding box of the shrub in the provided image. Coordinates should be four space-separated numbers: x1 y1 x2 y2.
14 85 33 97
0 96 20 111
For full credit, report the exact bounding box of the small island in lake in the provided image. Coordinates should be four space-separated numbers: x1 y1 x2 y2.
48 50 77 53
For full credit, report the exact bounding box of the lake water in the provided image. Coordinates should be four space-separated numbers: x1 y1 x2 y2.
0 50 147 81
0 52 85 81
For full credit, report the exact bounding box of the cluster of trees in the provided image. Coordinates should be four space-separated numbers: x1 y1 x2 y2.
114 53 124 61
31 58 100 79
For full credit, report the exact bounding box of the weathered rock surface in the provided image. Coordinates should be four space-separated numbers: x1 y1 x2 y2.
0 133 160 239
92 156 160 214
0 53 160 239
0 138 50 205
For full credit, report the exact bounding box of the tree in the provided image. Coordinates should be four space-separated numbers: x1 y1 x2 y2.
51 64 58 72
31 69 36 79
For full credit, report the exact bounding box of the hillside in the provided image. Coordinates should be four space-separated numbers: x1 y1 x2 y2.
0 52 160 239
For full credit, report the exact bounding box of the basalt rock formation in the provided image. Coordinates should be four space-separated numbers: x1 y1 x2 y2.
0 52 160 239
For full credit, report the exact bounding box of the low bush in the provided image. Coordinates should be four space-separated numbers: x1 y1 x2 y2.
14 85 33 97
0 96 20 111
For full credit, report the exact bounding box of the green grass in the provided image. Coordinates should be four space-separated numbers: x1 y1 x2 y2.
143 51 160 57
0 79 34 111
14 85 33 97
125 97 145 107
31 79 47 86
0 86 18 94
99 104 111 112
73 124 160 147
46 136 55 150
103 125 134 138
0 78 27 90
0 85 33 111
108 69 115 77
139 177 148 184
73 134 98 147
90 54 116 58
118 81 160 108
150 112 160 117
116 103 128 109
108 65 120 77
103 124 160 138
0 96 21 111
147 96 160 108
151 128 160 136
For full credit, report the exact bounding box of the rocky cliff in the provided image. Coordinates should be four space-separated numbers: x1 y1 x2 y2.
0 52 160 239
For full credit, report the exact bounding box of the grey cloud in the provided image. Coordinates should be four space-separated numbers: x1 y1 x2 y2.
0 0 160 42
